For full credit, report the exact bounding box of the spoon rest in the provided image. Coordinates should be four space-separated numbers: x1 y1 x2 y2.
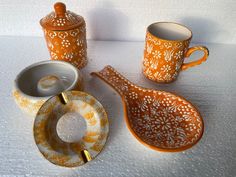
33 91 109 167
91 66 203 152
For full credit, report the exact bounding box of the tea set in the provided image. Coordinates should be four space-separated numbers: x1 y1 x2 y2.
13 2 209 167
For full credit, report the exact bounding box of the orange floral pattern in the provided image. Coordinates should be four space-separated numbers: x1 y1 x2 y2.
143 32 190 83
92 66 204 152
44 25 87 69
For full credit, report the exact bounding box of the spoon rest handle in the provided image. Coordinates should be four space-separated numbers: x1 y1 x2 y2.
91 65 133 97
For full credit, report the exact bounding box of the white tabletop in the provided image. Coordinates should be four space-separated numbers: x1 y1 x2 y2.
0 36 235 177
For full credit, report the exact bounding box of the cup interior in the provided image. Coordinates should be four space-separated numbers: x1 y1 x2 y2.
148 22 192 41
15 61 78 97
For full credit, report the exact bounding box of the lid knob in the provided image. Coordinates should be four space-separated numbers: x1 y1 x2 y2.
54 2 66 17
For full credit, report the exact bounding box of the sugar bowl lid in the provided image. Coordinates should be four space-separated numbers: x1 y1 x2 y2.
40 2 84 31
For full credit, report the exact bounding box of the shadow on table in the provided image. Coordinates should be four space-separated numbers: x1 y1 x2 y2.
180 16 218 43
87 77 123 147
88 1 130 41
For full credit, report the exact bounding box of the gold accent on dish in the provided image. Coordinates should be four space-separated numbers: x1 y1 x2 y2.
81 150 92 163
58 92 69 104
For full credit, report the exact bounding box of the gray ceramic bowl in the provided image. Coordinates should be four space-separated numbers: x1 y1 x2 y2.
13 60 83 116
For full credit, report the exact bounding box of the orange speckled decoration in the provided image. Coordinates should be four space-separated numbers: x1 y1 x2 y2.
34 91 109 167
92 66 204 152
142 22 209 83
40 2 87 69
13 89 46 116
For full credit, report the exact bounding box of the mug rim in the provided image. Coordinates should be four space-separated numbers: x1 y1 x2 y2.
147 22 193 42
14 60 80 100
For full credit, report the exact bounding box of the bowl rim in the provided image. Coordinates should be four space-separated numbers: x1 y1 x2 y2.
14 60 80 100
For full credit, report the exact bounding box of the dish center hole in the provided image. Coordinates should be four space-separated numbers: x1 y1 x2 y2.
56 112 87 143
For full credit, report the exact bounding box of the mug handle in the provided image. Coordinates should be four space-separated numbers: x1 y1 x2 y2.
181 46 209 70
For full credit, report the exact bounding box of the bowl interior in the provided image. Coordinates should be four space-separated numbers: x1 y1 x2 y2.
148 22 192 41
16 61 77 97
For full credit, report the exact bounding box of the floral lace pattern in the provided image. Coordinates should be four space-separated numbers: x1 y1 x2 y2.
42 11 83 29
93 66 203 151
44 26 87 69
143 32 190 82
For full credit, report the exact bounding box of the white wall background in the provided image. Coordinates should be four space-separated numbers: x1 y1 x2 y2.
0 0 236 44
